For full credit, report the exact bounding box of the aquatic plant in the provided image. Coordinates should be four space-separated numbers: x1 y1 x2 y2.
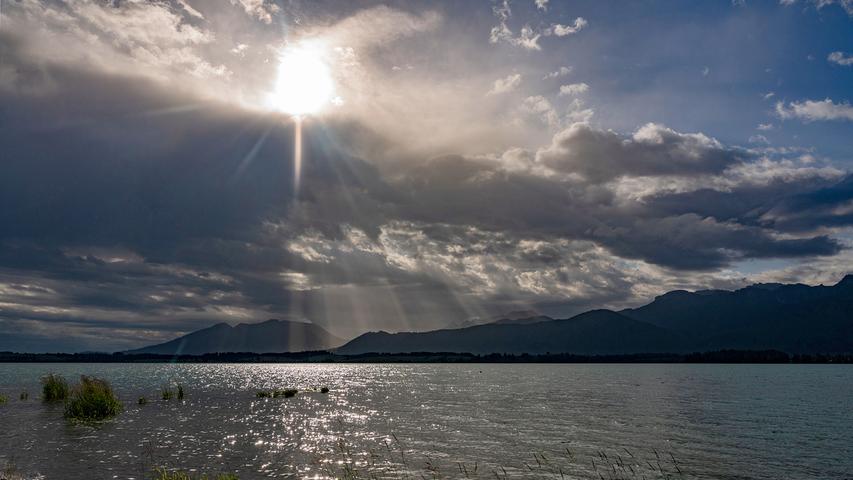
0 394 7 405
138 396 147 405
64 376 122 421
1 460 25 480
20 391 29 400
256 391 272 398
153 468 238 480
273 388 298 398
41 373 70 401
177 384 185 400
320 387 330 394
162 387 174 400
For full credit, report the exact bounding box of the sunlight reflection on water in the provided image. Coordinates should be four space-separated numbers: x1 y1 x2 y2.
0 363 852 479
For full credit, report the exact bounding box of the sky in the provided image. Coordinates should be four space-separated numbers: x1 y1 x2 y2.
1 0 852 352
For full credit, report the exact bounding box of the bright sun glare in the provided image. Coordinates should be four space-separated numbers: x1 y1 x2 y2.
269 45 334 116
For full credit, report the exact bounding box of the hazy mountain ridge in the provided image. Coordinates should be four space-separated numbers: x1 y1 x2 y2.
127 319 343 355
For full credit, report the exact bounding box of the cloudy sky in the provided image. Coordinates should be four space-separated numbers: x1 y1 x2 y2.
1 0 852 352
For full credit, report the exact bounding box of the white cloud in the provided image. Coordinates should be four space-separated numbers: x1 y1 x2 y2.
488 73 523 95
776 99 853 121
828 51 853 66
490 2 586 50
521 95 561 129
749 134 770 144
546 18 588 37
763 92 776 100
543 66 572 79
558 82 589 96
757 123 774 131
779 0 853 14
230 0 279 24
535 0 549 11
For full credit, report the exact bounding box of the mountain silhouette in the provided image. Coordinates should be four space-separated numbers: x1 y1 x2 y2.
336 310 684 355
621 274 853 353
338 275 853 355
129 276 853 355
128 319 343 355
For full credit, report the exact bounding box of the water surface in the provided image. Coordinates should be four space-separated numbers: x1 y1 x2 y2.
0 363 851 479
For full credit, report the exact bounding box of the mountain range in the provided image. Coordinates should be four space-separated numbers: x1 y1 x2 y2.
127 319 342 355
130 275 853 355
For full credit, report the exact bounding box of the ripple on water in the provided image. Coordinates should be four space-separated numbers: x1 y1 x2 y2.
0 364 852 479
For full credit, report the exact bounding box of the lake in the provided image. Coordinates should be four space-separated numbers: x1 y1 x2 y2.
0 363 851 479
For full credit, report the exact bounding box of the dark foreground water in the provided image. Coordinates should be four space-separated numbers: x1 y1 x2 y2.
0 363 851 479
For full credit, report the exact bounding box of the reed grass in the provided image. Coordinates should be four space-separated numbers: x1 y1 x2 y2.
20 391 29 400
320 387 330 394
315 436 686 480
64 376 122 421
177 384 185 400
41 373 70 401
139 396 148 405
162 387 174 400
0 394 7 405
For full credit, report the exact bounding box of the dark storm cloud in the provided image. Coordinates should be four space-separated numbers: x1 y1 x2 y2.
536 122 750 183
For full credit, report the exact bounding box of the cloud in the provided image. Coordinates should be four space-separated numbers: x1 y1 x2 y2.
230 0 279 24
535 0 549 11
545 18 588 37
828 51 853 66
1 1 852 350
1 0 229 94
543 66 572 79
558 82 589 96
488 73 523 95
776 99 853 121
490 1 586 50
779 0 853 15
536 123 748 182
521 95 562 129
757 123 774 131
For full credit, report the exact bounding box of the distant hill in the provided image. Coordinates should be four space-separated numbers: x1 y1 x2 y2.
338 275 853 355
127 319 343 355
621 274 853 353
336 310 685 355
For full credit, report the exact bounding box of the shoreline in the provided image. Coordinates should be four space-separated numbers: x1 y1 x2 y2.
1 349 852 364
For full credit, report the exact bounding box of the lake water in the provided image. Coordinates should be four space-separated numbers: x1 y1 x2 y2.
0 363 851 479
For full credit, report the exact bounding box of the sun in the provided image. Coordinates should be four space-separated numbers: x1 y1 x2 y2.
268 44 334 116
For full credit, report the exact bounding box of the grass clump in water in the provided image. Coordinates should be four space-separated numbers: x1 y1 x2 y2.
274 389 297 398
256 388 298 398
0 394 7 405
41 374 70 402
154 468 238 480
64 376 122 421
162 386 174 400
177 384 185 400
20 391 29 400
320 387 330 394
138 396 148 405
